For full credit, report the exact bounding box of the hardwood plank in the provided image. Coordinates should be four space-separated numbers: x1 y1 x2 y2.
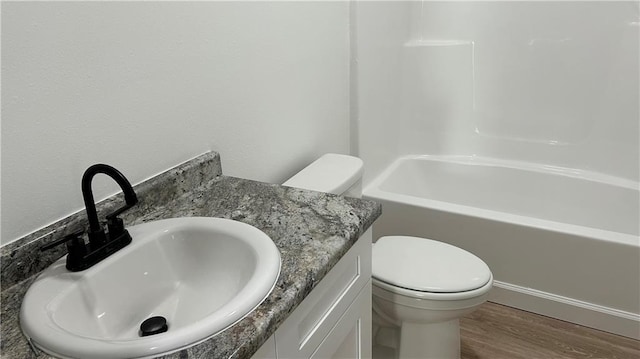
461 302 640 359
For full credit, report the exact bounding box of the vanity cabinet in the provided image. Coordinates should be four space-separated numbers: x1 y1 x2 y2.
252 229 372 359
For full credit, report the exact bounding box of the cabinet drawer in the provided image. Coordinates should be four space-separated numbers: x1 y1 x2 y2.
275 229 372 359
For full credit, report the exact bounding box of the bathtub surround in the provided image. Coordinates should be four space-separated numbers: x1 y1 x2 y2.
0 151 381 358
356 1 639 183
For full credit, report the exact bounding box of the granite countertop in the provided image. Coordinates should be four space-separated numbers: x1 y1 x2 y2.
0 152 381 359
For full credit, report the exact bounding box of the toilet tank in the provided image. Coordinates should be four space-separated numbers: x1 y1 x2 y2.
283 154 364 198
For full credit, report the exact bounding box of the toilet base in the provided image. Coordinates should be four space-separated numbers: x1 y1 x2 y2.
399 319 460 359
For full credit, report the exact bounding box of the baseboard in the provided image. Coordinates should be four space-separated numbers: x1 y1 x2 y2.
489 280 640 340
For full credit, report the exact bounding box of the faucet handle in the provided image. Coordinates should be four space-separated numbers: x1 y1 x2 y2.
106 216 125 238
41 229 87 258
105 197 137 239
41 229 92 271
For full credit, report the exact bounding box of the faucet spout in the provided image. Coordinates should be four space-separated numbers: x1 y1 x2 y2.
82 164 138 245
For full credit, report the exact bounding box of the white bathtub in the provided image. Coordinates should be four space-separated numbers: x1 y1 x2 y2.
364 155 640 339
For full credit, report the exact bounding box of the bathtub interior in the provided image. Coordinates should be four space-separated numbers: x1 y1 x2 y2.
375 156 639 237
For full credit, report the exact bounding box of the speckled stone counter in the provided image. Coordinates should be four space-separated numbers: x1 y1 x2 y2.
0 152 381 359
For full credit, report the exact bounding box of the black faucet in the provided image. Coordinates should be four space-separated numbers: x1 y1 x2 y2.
41 164 138 271
82 164 138 248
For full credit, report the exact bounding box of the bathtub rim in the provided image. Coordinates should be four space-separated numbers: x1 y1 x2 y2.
389 154 639 190
364 155 640 246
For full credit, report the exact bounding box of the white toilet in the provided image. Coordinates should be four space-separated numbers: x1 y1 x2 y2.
284 154 493 359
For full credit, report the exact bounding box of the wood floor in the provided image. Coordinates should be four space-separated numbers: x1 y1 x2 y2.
460 302 640 359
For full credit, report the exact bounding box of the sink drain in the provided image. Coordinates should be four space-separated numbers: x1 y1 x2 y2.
139 316 168 337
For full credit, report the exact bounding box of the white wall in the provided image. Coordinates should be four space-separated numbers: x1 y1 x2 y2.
357 1 639 184
1 1 350 246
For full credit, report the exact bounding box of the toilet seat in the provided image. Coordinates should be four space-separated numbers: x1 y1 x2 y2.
372 274 493 302
372 236 492 297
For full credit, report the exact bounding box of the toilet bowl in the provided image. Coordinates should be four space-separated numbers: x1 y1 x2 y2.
372 235 492 358
284 154 493 359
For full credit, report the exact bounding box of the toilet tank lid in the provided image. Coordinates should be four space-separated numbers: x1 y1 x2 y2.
372 236 492 293
283 154 363 195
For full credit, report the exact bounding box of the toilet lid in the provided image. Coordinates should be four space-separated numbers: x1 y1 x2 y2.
372 236 492 293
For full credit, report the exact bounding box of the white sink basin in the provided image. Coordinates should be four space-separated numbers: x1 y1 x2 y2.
20 217 281 359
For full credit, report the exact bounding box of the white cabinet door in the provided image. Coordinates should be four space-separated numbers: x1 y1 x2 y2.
310 281 372 359
275 230 372 359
